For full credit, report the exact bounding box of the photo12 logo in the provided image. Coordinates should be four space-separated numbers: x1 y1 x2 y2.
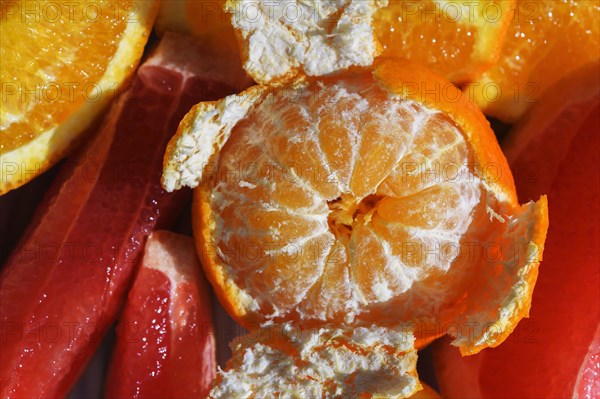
395 0 505 24
1 1 139 24
2 81 122 106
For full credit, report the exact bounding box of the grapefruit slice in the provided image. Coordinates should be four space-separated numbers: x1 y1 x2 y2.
106 231 216 398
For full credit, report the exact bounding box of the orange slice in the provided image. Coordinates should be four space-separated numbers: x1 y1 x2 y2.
163 59 549 358
223 0 388 84
465 0 600 122
374 0 515 84
0 0 158 194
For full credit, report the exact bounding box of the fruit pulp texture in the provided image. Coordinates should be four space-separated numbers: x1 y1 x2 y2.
0 0 128 150
0 50 235 398
105 231 215 398
471 0 600 121
374 0 477 83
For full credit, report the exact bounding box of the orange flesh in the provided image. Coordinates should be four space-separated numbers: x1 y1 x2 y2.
375 0 477 83
201 73 486 327
0 0 128 151
471 0 600 120
501 1 599 90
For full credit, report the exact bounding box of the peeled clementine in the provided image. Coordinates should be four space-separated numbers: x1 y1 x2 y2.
163 58 548 396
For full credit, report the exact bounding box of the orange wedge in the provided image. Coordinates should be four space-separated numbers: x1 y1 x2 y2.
466 0 600 122
374 0 515 84
0 0 158 194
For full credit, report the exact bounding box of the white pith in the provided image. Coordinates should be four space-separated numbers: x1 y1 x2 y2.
225 0 389 83
210 323 420 398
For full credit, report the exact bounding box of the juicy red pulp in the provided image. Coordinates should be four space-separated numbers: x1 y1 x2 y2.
105 232 216 398
0 43 237 398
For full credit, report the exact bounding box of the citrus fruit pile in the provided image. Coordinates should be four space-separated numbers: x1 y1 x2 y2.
0 31 249 397
1 0 598 397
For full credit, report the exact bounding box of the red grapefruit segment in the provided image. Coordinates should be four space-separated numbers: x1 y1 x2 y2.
105 231 215 398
